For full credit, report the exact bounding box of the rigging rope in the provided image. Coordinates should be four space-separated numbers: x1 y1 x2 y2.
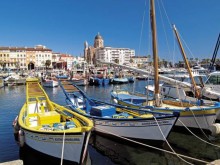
157 0 172 59
138 0 147 57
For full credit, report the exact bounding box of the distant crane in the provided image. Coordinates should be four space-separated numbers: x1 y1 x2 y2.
209 33 220 72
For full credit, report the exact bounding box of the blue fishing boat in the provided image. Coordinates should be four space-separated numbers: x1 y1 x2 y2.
102 78 110 85
59 80 179 144
89 77 103 85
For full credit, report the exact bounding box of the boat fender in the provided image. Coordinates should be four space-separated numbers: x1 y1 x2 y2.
12 116 20 141
113 99 118 104
12 116 20 133
18 130 25 147
209 123 220 136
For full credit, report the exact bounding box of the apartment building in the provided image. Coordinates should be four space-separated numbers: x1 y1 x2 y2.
96 47 135 65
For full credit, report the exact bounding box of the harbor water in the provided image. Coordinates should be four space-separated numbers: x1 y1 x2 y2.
1 80 220 165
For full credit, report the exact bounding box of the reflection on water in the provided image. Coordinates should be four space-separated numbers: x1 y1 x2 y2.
90 132 220 165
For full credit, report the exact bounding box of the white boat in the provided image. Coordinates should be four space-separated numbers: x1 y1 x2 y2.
13 78 93 164
111 77 129 84
4 74 26 86
42 79 59 87
72 77 88 86
202 71 220 100
161 74 207 101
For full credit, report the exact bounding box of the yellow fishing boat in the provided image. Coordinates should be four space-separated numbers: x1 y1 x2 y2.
13 78 93 164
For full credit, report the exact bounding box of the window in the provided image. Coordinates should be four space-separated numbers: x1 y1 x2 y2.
206 75 220 85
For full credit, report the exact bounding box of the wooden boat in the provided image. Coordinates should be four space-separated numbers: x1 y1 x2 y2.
101 0 220 135
111 87 154 105
13 78 93 164
59 80 179 144
111 87 220 133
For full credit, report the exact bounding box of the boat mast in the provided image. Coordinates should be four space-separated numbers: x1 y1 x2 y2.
150 0 161 106
173 25 200 99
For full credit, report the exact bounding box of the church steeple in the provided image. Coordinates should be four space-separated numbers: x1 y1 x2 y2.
94 32 104 48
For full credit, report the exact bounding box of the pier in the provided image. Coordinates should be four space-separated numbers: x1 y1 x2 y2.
0 160 23 165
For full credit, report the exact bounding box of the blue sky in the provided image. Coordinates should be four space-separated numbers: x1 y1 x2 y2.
0 0 219 62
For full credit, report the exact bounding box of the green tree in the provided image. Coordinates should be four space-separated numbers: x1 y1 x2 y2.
45 60 51 69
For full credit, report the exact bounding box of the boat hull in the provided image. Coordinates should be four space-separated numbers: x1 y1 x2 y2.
42 80 59 87
117 100 218 131
22 129 88 163
83 116 177 142
111 78 129 84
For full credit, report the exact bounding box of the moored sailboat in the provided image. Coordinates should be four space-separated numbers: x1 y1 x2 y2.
104 0 220 134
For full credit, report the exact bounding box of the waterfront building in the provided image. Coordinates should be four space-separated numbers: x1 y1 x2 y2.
30 45 52 70
0 45 52 70
84 33 135 65
0 45 86 71
59 54 74 70
131 56 150 68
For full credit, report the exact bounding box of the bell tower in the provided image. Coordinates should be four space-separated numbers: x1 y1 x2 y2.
94 32 104 48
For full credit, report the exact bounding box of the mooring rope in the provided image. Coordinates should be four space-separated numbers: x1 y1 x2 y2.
173 82 212 141
94 127 209 164
178 119 220 148
189 108 211 141
153 116 193 165
81 131 91 164
60 131 65 165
